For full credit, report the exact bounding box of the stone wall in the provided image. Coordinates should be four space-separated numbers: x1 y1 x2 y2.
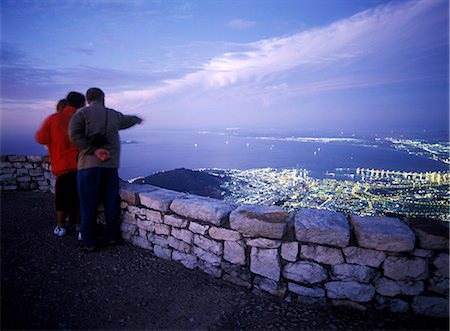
1 155 449 318
0 155 54 192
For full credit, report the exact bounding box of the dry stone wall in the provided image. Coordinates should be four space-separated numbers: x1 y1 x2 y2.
1 155 449 318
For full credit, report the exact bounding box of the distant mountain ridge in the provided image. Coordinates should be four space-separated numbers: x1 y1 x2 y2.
131 168 227 200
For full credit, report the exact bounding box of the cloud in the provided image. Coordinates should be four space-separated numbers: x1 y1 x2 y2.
108 0 447 111
228 19 256 30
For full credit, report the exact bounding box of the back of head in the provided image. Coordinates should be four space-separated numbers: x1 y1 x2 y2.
66 92 86 109
86 87 105 104
56 99 68 112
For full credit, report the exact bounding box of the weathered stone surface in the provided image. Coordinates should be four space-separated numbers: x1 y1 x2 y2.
332 264 376 283
128 205 147 218
325 281 375 302
246 238 281 249
412 248 433 258
224 240 246 265
188 222 209 235
193 234 223 255
375 278 424 297
121 211 137 225
254 276 287 297
375 295 409 313
283 261 328 284
137 219 154 232
221 262 252 288
342 246 385 268
295 208 349 247
383 256 429 281
139 188 184 212
147 234 169 248
153 223 170 236
154 245 172 260
131 235 151 250
428 276 449 295
230 205 289 239
409 218 449 250
222 274 252 289
171 228 194 244
164 214 188 228
168 236 191 253
170 195 234 226
172 251 197 269
281 242 298 262
300 245 344 265
209 227 241 241
193 246 221 266
433 253 449 278
250 247 281 281
288 283 325 298
145 209 163 223
198 260 222 278
8 156 26 162
350 215 415 252
412 296 449 318
119 188 138 205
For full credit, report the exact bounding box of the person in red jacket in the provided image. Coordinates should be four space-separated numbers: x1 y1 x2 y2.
36 92 85 237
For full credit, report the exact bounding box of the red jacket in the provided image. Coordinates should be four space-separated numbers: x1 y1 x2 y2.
35 106 79 176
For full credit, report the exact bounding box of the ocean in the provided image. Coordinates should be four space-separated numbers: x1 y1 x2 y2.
3 129 448 180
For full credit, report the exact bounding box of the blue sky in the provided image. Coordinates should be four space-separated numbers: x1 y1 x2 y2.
1 0 448 139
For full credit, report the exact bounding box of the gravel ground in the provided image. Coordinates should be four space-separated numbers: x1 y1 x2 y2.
1 191 448 331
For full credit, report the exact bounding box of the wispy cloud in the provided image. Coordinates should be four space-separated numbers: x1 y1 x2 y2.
228 19 256 30
108 0 447 111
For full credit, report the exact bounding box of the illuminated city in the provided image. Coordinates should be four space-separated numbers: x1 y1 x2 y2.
385 137 450 165
204 167 449 222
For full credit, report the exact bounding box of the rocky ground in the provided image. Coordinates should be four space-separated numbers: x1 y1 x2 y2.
1 191 448 330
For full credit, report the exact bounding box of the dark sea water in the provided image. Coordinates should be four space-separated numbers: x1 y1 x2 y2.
2 129 447 180
118 130 448 180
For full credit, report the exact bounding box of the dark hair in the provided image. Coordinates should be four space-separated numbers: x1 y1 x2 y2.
86 87 105 103
56 99 68 113
66 91 86 108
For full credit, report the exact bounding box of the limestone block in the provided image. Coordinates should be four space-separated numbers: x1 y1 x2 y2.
147 234 169 248
0 173 15 180
153 223 171 236
224 240 246 265
154 245 172 260
172 251 197 269
122 211 137 225
145 209 163 223
300 245 344 265
198 260 222 278
412 249 433 258
168 236 191 253
164 214 188 228
222 274 252 289
171 228 194 244
193 246 221 266
428 276 449 295
13 162 23 169
325 281 375 302
8 156 26 162
282 261 328 284
193 234 223 255
16 169 29 176
209 227 241 241
120 222 129 233
189 222 210 235
254 276 287 297
350 215 415 252
433 253 449 278
17 176 31 182
250 247 281 281
246 238 281 249
375 295 409 313
281 242 298 262
230 205 289 239
288 283 325 298
137 219 155 232
409 218 449 250
221 262 252 287
170 195 234 226
28 169 43 177
383 256 429 281
27 155 43 162
0 161 13 168
139 188 184 212
412 296 449 318
132 235 151 250
295 208 349 247
375 277 424 297
119 189 137 205
127 205 146 218
331 264 376 283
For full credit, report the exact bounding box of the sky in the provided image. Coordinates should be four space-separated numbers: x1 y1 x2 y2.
1 0 449 142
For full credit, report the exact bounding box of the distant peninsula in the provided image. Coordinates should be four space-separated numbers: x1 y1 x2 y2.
131 168 227 200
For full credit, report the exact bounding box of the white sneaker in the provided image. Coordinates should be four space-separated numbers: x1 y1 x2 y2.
78 232 83 241
53 226 66 236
